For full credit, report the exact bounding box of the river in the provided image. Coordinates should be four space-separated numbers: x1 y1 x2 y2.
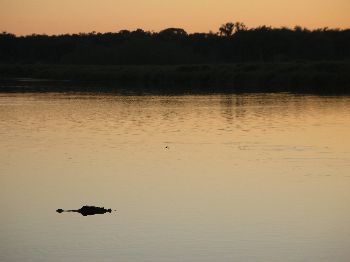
1 92 350 262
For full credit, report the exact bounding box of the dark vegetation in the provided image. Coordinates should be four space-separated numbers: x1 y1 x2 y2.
2 22 350 64
1 22 350 93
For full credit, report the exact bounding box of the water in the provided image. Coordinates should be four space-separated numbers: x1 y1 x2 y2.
1 92 350 262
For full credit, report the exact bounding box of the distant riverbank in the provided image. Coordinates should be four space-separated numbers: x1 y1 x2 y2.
1 61 349 93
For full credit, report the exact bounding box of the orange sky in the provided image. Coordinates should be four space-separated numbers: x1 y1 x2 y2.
1 0 349 35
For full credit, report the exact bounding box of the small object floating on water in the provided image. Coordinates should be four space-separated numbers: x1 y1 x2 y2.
56 206 113 216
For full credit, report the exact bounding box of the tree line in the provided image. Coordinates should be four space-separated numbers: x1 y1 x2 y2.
1 22 349 65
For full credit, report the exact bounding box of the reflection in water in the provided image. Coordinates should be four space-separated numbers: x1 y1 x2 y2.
0 93 350 262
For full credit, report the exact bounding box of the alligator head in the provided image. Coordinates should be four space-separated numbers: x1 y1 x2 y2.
56 206 113 216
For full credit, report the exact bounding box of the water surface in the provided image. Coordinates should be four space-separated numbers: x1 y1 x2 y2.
1 93 350 262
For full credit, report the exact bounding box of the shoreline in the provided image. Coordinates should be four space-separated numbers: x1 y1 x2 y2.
1 62 350 94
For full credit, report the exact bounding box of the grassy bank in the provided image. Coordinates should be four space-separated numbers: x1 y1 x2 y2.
1 61 350 93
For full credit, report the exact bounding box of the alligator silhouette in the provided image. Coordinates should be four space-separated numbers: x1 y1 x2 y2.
56 206 113 216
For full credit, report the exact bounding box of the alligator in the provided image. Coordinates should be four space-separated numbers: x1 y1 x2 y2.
56 206 113 216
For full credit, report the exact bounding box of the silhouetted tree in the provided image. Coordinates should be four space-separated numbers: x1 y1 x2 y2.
234 22 247 32
219 22 235 36
158 28 188 40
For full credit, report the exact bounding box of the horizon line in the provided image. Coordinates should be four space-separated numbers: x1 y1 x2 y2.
2 23 350 37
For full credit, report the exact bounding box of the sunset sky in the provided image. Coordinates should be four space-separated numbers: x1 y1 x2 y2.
1 0 349 35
